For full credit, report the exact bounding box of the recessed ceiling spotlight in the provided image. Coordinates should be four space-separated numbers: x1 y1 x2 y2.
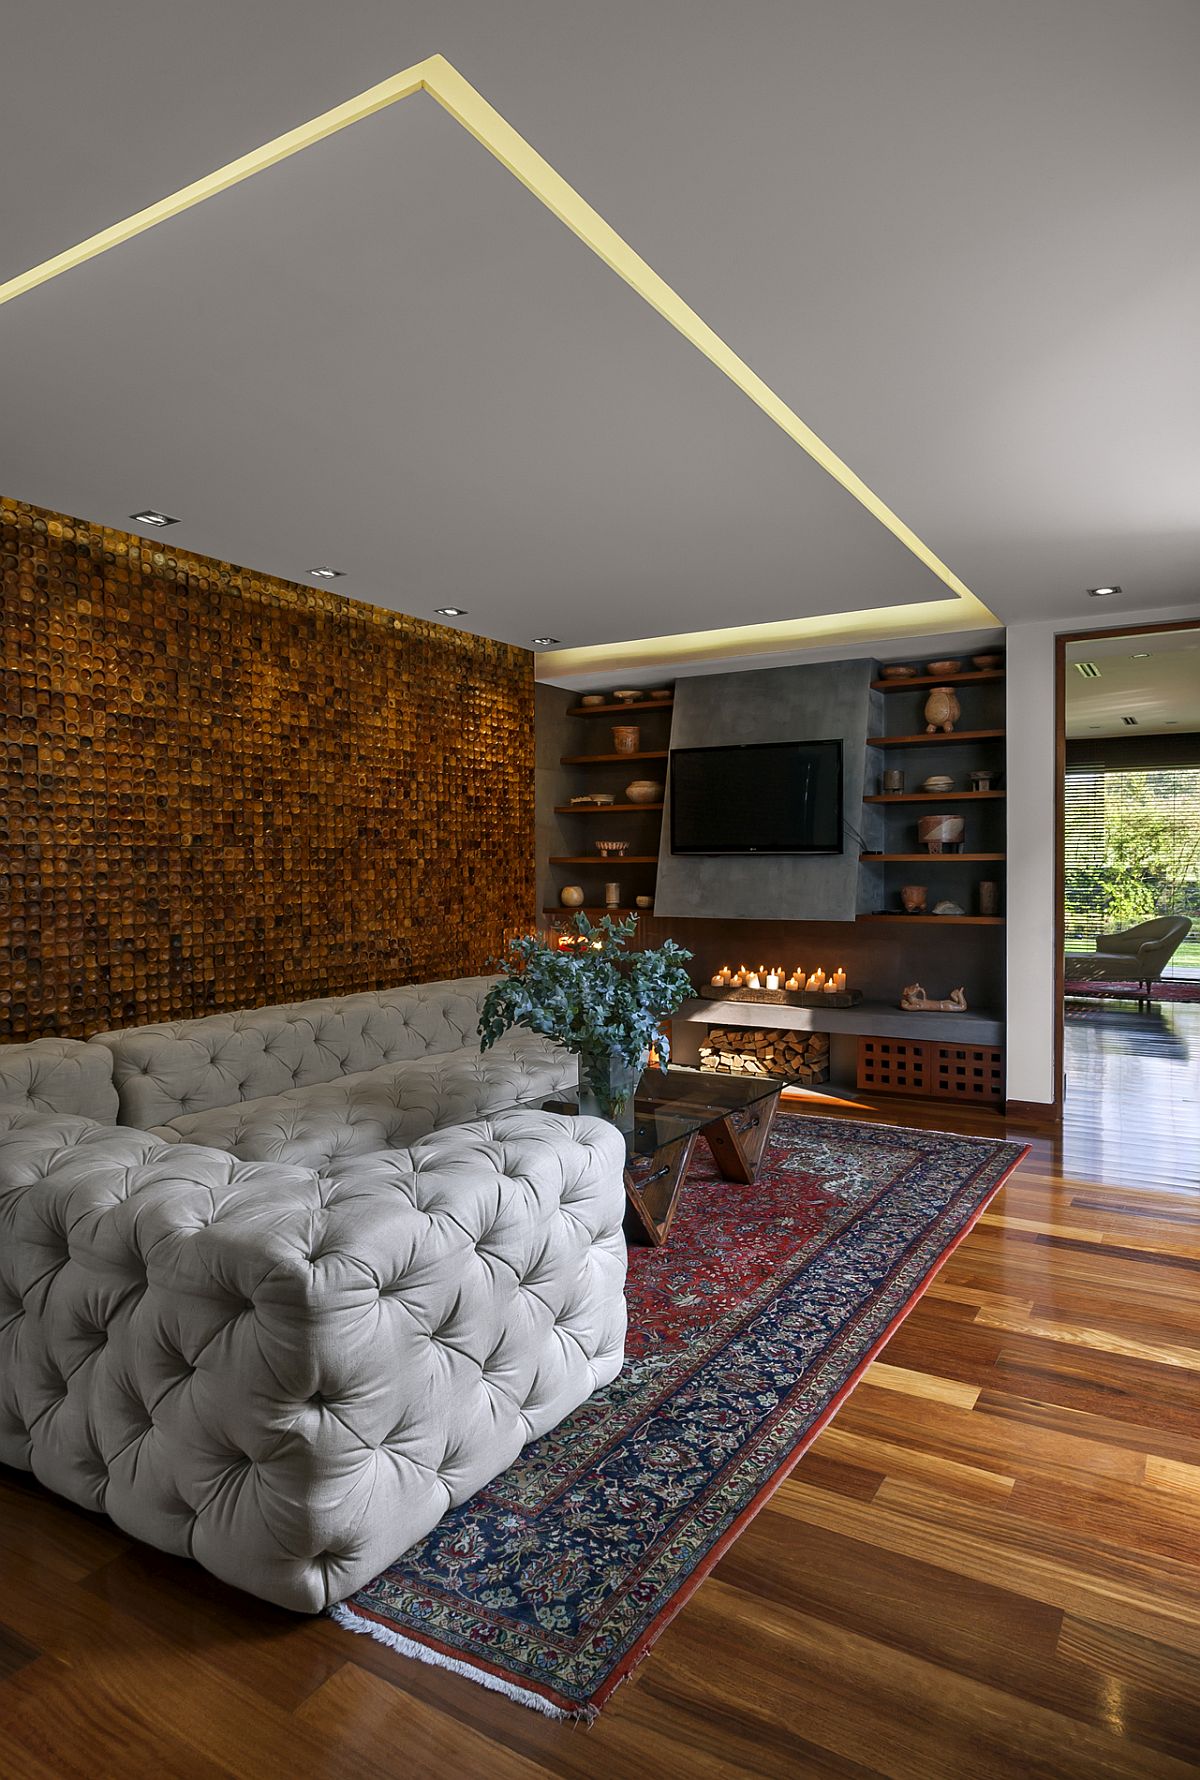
1086 585 1121 598
531 637 561 647
308 566 345 579
436 606 468 618
129 508 179 528
1131 652 1151 659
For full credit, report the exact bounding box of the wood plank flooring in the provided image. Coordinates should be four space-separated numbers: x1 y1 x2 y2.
1 1005 1198 1777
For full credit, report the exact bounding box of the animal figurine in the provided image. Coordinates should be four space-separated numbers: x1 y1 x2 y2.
900 983 968 1012
923 686 961 733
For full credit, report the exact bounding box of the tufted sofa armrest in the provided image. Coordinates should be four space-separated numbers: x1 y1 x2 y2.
0 1107 627 1613
0 1039 119 1124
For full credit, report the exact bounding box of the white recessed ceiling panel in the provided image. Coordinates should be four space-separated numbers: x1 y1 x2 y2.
0 90 950 650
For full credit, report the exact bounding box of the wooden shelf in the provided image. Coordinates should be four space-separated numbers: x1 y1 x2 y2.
549 855 659 865
864 791 1005 803
857 914 1005 926
872 670 1004 691
861 853 1006 863
867 729 1006 748
569 699 673 716
542 906 644 916
561 750 669 764
554 802 663 814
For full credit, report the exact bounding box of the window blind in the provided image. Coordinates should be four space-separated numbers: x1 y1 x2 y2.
1064 765 1200 942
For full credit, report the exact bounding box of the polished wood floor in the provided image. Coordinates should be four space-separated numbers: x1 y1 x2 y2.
2 1007 1198 1778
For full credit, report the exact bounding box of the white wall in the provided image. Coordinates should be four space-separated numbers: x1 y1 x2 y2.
1005 600 1200 1106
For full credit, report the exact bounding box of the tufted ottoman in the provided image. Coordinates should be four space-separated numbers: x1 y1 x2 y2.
0 1103 627 1611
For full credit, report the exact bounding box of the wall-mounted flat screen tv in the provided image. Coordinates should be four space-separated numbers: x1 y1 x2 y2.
670 739 844 855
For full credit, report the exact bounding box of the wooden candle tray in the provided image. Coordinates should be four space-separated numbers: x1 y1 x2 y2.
699 986 863 1009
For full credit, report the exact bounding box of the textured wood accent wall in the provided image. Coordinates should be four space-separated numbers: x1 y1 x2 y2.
0 498 535 1040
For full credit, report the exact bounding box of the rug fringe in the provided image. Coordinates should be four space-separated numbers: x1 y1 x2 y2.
328 1602 595 1724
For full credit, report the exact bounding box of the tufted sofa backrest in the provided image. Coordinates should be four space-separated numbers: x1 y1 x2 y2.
90 976 499 1129
0 1037 119 1124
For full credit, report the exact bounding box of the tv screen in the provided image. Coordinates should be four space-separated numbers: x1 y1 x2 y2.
670 740 844 855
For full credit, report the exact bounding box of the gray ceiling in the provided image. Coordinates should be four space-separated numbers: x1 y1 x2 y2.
2 0 1198 655
1065 629 1200 737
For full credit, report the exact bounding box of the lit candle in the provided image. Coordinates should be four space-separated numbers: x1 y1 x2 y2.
746 970 761 989
822 977 837 993
805 971 819 991
833 967 847 991
765 970 780 991
711 971 725 986
785 972 800 991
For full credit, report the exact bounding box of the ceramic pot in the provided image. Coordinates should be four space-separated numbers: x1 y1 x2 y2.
923 687 961 734
580 694 605 706
970 769 997 791
972 653 1003 670
922 774 955 793
882 768 905 794
900 884 928 914
635 895 654 909
881 664 918 679
612 725 640 755
625 779 663 804
979 879 1000 916
918 814 965 853
926 659 962 676
604 881 622 907
560 885 585 908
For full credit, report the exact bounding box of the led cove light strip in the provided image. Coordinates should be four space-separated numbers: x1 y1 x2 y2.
0 53 998 666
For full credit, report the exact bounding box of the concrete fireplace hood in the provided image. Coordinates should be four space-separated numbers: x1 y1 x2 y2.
653 659 878 922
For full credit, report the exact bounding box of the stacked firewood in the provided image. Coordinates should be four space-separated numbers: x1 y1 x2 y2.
698 1026 830 1082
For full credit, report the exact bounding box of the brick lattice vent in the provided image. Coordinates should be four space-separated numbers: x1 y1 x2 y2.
699 1026 830 1084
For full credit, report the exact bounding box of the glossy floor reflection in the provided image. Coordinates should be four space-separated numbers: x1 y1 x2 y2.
1064 1000 1200 1191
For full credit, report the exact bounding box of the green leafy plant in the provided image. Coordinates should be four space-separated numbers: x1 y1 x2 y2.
479 914 694 1110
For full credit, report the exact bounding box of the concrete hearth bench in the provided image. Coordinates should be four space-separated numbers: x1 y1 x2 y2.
0 980 627 1612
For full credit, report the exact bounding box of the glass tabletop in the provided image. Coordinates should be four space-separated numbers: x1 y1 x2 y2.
535 1064 784 1164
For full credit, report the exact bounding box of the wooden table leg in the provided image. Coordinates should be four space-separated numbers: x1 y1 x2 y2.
703 1089 782 1185
624 1131 698 1247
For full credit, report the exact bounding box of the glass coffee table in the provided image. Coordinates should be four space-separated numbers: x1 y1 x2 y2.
536 1066 785 1247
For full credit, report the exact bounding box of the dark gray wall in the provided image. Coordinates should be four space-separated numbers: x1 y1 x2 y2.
654 660 876 921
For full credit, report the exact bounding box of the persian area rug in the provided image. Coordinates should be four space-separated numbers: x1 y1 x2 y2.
1066 979 1200 1005
331 1114 1027 1720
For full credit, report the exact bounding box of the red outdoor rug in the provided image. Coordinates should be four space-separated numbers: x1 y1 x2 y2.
331 1114 1027 1719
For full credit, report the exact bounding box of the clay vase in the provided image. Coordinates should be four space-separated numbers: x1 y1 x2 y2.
979 879 1000 916
917 814 965 853
560 885 585 908
900 884 928 914
612 725 640 755
923 686 961 733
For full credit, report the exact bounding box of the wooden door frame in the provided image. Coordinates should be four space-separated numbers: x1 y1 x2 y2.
1053 617 1200 1111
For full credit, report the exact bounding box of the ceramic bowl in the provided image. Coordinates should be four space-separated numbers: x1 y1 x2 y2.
925 659 962 676
881 664 919 679
612 689 641 704
596 839 629 857
922 774 955 793
635 895 654 908
971 653 1003 670
625 780 664 804
650 687 672 699
580 693 606 706
570 792 615 806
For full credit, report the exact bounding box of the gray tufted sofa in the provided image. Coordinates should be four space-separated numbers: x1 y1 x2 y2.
0 979 628 1612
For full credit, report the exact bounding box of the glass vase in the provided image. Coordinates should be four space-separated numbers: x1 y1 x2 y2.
577 1049 640 1132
